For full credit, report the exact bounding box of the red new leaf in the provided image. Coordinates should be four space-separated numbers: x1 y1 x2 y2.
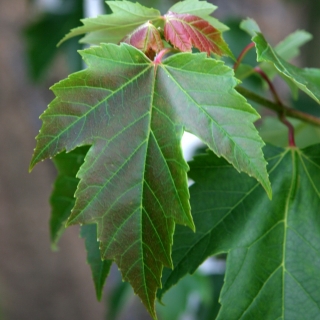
164 11 228 56
121 21 164 60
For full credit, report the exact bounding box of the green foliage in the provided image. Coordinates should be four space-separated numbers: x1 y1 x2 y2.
80 224 112 300
241 18 320 103
50 146 89 246
29 1 320 319
160 144 320 319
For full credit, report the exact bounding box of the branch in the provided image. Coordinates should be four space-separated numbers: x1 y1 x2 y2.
236 86 320 127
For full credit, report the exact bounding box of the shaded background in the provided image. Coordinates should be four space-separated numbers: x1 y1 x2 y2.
0 0 319 319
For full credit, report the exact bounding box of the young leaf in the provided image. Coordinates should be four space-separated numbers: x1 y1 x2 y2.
241 19 320 104
80 224 112 300
121 21 163 59
168 0 229 32
164 12 232 57
58 1 162 46
160 144 320 319
50 146 89 247
30 43 270 318
240 22 312 63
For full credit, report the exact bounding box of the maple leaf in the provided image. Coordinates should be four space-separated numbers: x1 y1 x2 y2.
241 18 320 104
160 144 320 319
164 11 233 57
121 21 163 60
30 43 270 318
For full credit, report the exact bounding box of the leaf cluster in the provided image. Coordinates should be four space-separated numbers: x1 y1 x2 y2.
29 1 320 319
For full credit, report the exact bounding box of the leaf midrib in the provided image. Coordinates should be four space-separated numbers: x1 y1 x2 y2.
280 150 298 319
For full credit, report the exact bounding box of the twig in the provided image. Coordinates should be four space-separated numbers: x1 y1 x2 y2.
236 86 320 128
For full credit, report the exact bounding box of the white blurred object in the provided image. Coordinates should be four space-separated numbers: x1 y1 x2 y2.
181 132 203 162
84 0 105 18
199 257 226 275
35 0 62 12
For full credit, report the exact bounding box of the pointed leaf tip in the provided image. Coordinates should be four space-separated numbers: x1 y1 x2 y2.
241 19 320 104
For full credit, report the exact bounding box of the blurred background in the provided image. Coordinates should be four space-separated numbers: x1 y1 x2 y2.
0 0 319 319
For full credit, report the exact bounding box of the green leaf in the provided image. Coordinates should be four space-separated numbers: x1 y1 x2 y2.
58 1 162 46
258 30 312 88
50 146 89 247
241 18 320 104
168 0 229 32
160 144 320 319
254 33 320 103
168 0 217 16
80 224 112 300
30 43 270 318
274 30 312 61
240 18 260 37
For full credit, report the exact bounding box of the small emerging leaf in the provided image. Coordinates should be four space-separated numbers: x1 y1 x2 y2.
164 12 233 57
121 21 163 59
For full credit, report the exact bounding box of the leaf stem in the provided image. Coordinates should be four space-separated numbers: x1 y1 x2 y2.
279 113 296 147
253 67 282 105
235 43 298 146
236 86 320 128
233 42 255 71
252 67 296 146
154 48 176 64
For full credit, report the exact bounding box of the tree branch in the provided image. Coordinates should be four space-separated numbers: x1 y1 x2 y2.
236 86 320 127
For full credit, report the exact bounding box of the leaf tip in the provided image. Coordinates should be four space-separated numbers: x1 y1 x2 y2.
29 156 37 173
265 181 272 200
